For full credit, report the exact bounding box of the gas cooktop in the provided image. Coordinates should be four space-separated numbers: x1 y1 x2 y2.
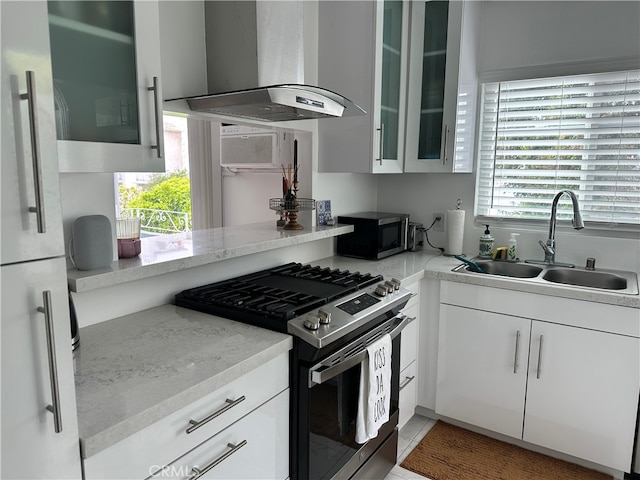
174 263 383 333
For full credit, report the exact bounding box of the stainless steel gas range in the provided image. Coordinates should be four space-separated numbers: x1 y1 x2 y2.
175 263 412 480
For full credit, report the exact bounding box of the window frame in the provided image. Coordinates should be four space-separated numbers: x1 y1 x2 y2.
473 59 640 237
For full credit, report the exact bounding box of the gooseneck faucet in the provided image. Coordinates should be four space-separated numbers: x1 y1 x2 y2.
527 190 584 267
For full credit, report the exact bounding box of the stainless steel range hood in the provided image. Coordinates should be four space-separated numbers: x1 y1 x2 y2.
180 84 364 122
167 1 365 122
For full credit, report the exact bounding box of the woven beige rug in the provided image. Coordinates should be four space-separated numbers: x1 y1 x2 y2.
400 421 612 480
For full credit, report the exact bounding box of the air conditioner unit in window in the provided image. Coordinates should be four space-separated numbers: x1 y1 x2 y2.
220 125 292 169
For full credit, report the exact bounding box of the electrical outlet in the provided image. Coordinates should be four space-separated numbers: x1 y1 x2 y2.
433 213 445 232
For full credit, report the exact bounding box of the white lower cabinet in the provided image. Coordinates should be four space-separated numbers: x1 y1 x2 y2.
523 322 638 471
398 360 417 430
436 305 530 439
1 258 82 480
83 353 289 480
437 282 639 472
150 390 289 480
398 281 420 429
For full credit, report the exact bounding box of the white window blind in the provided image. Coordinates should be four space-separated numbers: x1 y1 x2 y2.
475 70 640 226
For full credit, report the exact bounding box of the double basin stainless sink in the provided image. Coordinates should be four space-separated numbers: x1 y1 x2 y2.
452 260 639 295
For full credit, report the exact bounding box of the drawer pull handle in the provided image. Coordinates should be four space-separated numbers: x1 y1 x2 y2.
186 396 246 434
189 440 247 480
513 330 521 374
400 375 415 390
405 316 417 324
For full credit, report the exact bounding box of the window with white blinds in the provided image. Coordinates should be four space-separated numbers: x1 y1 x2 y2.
475 70 640 227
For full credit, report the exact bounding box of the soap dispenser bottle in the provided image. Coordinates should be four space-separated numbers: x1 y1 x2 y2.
508 233 520 261
479 225 494 257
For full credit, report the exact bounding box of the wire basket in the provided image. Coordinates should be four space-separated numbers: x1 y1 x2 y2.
269 197 316 212
269 197 316 230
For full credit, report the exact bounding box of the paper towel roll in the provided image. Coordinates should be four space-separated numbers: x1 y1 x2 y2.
446 209 465 255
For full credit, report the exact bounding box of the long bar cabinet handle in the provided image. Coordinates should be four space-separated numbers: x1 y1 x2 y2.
186 396 246 434
536 335 544 379
38 290 62 433
148 76 164 159
188 440 247 480
20 71 46 233
441 124 449 165
377 123 385 165
513 330 521 374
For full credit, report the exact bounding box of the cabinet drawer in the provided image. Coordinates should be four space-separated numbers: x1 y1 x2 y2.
84 353 289 480
440 281 639 337
149 389 289 480
400 305 418 371
398 361 417 430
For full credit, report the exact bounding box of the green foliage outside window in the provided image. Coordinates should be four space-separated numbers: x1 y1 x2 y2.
118 170 192 233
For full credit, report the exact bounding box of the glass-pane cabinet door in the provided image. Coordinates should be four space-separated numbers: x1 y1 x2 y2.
373 0 408 173
418 1 448 160
47 0 164 173
404 0 467 173
48 1 139 145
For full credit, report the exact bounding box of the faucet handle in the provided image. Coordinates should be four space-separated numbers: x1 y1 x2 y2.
538 240 554 255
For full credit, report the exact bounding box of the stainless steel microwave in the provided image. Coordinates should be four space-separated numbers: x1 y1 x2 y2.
336 212 410 260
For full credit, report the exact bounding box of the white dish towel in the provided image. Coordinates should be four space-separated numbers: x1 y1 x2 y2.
355 333 392 444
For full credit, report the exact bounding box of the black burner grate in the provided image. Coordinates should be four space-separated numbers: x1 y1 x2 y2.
175 263 383 333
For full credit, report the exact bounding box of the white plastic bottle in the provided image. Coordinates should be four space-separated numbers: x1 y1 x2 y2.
508 233 520 261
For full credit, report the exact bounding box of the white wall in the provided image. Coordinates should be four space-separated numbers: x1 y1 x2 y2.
378 1 640 272
477 1 640 75
59 173 118 265
158 0 207 100
71 237 337 327
58 1 638 271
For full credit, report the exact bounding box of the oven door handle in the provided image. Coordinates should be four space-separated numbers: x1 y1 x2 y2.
308 314 409 387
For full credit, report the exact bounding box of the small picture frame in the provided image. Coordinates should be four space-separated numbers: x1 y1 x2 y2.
316 200 333 226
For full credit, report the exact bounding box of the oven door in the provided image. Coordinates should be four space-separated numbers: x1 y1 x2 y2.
297 314 408 480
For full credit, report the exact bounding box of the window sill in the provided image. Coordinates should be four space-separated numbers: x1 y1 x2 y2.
474 216 640 240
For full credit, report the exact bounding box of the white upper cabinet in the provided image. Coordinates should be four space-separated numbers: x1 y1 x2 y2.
404 0 479 173
318 0 409 173
1 0 65 264
48 0 165 172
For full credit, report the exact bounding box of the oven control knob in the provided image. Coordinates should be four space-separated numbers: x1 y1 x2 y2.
384 281 395 293
304 314 321 330
317 309 331 324
374 284 388 297
390 278 402 290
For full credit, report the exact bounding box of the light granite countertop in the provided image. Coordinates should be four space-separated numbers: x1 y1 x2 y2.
74 304 292 458
73 246 638 460
311 251 640 309
67 222 353 293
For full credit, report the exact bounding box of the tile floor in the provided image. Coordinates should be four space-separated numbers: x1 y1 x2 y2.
384 415 437 480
